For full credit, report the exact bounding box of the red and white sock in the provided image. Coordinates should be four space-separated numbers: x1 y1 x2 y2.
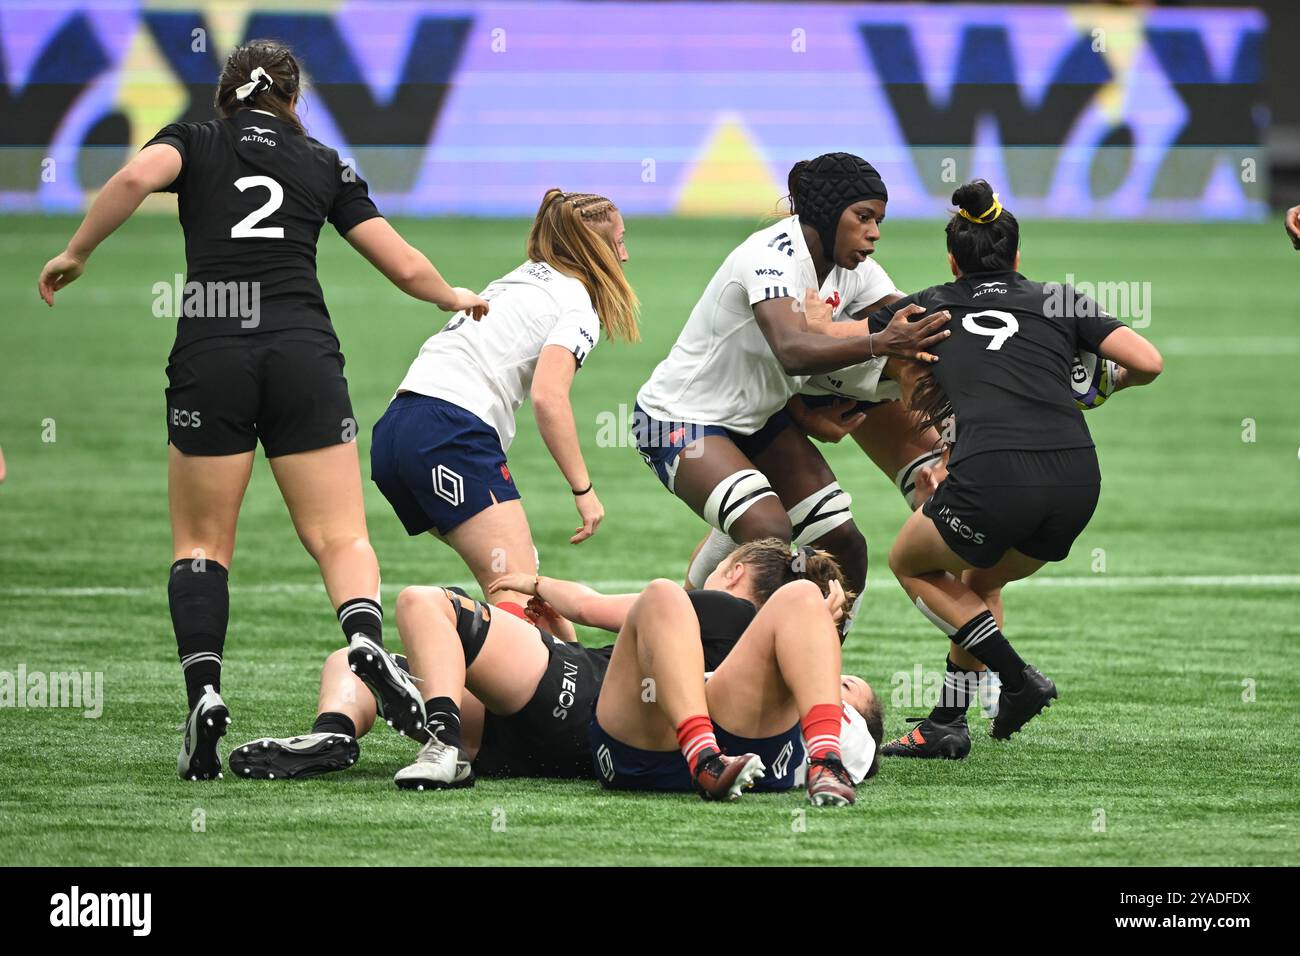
675 714 718 775
801 703 843 762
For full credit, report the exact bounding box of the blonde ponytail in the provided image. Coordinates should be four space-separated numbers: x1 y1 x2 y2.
527 189 640 343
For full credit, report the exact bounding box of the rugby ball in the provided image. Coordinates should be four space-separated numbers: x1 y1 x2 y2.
1071 349 1118 410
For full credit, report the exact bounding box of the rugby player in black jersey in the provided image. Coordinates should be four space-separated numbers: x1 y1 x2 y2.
863 181 1163 755
37 41 488 780
227 539 883 804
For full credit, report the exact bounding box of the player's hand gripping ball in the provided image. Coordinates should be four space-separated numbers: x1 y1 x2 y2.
1071 349 1118 409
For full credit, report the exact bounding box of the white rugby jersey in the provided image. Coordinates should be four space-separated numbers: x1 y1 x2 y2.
636 215 897 434
793 701 877 787
802 357 901 404
396 260 600 451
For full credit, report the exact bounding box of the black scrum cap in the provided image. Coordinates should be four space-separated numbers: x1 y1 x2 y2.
794 153 888 263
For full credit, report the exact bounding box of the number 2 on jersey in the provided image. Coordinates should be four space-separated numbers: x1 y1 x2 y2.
230 176 284 239
961 309 1019 350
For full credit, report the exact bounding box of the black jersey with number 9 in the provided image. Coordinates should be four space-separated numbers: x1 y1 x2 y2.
870 270 1125 466
145 109 381 355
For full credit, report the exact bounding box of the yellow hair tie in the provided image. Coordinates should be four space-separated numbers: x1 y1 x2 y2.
958 196 1002 224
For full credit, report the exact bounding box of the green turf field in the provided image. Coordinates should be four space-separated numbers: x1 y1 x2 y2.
1 213 1298 866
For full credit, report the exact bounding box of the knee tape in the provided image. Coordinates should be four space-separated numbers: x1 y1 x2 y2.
788 482 854 546
702 469 778 537
896 449 944 510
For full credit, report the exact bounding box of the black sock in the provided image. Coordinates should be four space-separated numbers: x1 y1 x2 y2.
930 657 977 724
169 558 229 709
424 697 463 749
338 597 383 646
312 711 358 739
954 611 1026 692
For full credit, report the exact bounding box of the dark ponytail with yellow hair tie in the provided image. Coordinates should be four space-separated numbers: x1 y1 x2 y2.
946 179 1019 273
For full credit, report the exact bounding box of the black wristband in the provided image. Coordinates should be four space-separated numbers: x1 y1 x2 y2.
572 482 593 496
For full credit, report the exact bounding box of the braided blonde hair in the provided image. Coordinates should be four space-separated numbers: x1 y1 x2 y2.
526 189 640 343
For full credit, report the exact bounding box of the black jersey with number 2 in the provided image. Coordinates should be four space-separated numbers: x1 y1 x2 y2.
869 271 1125 466
145 109 381 353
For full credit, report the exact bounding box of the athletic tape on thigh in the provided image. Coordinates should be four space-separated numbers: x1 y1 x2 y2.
787 482 854 546
896 449 944 509
441 587 494 668
702 469 778 536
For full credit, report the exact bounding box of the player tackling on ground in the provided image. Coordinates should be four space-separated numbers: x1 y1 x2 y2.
228 540 881 804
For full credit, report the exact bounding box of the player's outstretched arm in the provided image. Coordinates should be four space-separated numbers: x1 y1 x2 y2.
753 297 951 374
532 345 604 544
38 144 181 306
1097 327 1164 390
807 289 907 339
851 291 906 320
342 217 489 317
487 572 637 633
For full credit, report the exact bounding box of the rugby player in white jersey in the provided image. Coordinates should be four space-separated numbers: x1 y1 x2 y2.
372 188 635 590
354 191 638 734
679 158 957 616
634 153 950 632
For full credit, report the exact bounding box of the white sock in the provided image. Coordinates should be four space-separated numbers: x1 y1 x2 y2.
687 529 738 589
840 591 866 636
913 596 958 636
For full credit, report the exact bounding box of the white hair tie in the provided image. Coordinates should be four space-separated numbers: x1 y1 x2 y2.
235 66 273 103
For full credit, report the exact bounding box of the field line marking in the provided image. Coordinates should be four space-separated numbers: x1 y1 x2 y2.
3 574 1297 598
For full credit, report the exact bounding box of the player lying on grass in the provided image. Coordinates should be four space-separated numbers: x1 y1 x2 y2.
393 552 869 805
37 39 488 781
853 181 1162 757
579 562 870 805
370 188 639 622
228 540 882 804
